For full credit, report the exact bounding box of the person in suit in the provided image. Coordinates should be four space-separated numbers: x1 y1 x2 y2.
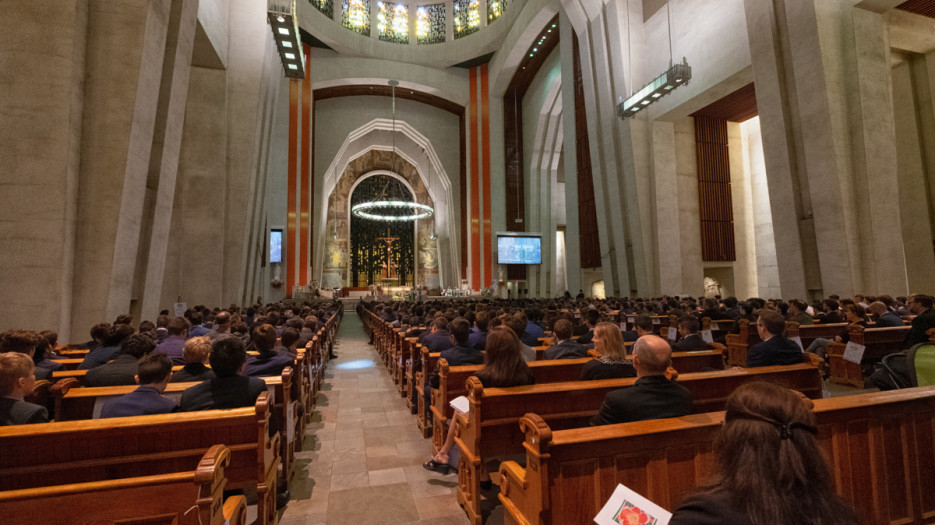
438 318 484 366
576 309 601 345
869 294 935 390
171 336 216 383
621 314 654 342
543 319 588 360
79 323 135 370
671 316 710 352
85 334 157 387
467 311 488 350
155 316 189 364
522 308 545 347
179 337 267 411
579 322 637 380
590 335 691 426
816 299 843 324
244 324 294 377
422 317 454 352
903 294 935 348
868 301 903 328
745 310 805 368
0 329 50 380
100 353 178 418
0 352 49 425
187 311 210 338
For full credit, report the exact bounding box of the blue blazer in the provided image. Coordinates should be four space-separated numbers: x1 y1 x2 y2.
100 386 178 418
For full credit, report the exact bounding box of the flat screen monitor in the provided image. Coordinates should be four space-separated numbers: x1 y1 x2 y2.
270 229 282 263
497 234 542 264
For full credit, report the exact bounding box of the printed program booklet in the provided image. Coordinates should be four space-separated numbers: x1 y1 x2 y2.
594 484 672 525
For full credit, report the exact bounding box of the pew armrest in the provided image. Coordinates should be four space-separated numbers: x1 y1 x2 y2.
499 460 527 492
223 495 248 525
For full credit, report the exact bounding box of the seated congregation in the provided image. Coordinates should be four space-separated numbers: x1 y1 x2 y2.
0 300 344 524
361 291 935 524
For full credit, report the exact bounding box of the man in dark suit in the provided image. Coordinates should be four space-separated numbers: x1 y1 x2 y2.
544 319 588 360
903 294 935 348
869 294 935 390
576 309 601 345
100 353 178 418
79 323 135 370
745 310 804 368
671 317 710 352
439 318 484 366
180 337 267 411
621 314 654 342
467 311 488 350
0 352 49 425
868 301 903 328
85 334 156 387
244 324 294 377
155 316 188 364
422 317 454 352
590 335 692 426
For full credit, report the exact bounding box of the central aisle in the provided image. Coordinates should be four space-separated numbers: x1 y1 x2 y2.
279 313 471 525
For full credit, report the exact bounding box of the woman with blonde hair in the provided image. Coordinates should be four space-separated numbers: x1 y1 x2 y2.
579 322 637 380
670 382 858 524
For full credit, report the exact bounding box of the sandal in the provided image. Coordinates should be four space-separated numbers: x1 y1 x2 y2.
422 459 454 475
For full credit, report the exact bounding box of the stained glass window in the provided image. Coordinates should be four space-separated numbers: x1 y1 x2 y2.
309 0 333 19
487 0 506 23
453 0 479 39
342 0 370 36
378 1 409 44
416 4 445 45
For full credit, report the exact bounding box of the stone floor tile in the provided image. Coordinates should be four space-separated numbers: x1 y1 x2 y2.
368 467 407 486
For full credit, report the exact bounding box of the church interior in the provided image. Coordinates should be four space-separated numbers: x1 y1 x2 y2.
3 0 935 523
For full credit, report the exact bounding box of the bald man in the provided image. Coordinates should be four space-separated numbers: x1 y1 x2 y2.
589 335 692 426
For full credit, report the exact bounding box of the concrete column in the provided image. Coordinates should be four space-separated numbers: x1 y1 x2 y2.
0 1 88 340
71 0 170 334
137 0 199 322
651 121 683 295
558 10 582 296
674 118 703 296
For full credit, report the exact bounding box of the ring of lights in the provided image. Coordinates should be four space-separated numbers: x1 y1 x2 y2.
352 200 435 221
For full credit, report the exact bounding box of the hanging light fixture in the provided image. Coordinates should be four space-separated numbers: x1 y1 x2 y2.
352 80 435 222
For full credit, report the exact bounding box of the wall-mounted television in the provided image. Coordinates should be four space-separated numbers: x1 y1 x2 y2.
270 229 282 263
497 233 542 264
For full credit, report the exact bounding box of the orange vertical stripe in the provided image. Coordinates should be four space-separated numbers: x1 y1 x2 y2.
481 64 492 289
287 80 298 296
469 68 481 289
300 46 311 286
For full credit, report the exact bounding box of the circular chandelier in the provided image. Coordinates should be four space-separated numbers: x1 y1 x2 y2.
352 200 434 221
352 79 435 223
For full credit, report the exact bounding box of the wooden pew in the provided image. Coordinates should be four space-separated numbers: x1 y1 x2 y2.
0 393 279 525
791 322 850 349
430 357 592 451
52 368 300 493
499 386 935 525
453 363 823 524
0 444 247 525
826 325 912 387
724 319 761 366
48 358 83 370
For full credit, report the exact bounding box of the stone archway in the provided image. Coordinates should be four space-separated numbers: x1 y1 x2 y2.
320 151 439 289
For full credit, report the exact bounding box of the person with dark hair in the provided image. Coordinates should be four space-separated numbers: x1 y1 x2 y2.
669 382 858 525
816 299 843 324
438 318 483 366
83 322 111 351
188 311 209 338
154 314 170 343
422 317 454 352
576 309 601 345
868 301 903 327
0 330 51 380
524 308 545 345
179 337 267 411
544 319 588 360
870 294 935 390
171 336 216 383
100 353 178 418
806 303 868 358
155 317 189 364
244 324 293 377
85 334 157 387
280 327 300 355
468 311 489 350
138 320 156 340
787 299 814 326
579 322 637 380
745 310 804 368
903 294 935 348
622 314 655 342
671 316 709 352
424 326 535 475
78 323 136 370
590 335 691 426
507 315 538 361
0 352 49 425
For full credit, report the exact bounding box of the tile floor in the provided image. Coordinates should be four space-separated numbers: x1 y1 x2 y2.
278 313 475 525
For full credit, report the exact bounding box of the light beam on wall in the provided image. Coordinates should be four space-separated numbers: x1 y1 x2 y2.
616 59 691 119
268 0 305 79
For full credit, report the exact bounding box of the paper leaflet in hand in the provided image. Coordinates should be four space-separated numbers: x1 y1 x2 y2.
843 341 866 364
701 330 714 344
594 484 671 525
450 395 470 413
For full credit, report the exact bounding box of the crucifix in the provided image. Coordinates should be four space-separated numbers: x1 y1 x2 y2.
377 234 399 281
